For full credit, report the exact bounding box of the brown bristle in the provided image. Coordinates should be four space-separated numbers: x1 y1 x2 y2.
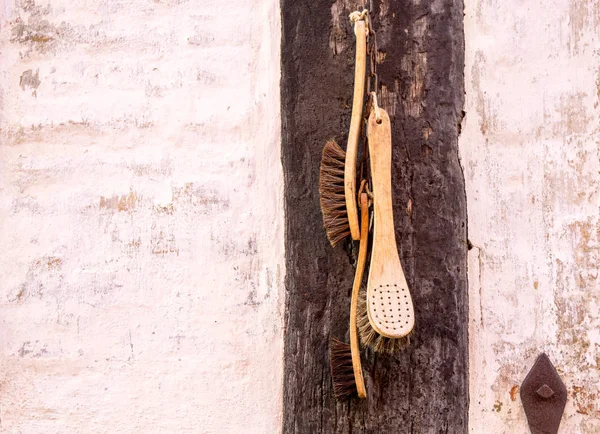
357 286 412 353
319 140 350 247
329 337 357 400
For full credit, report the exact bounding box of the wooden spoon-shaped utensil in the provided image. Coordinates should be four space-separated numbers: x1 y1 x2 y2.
366 108 415 339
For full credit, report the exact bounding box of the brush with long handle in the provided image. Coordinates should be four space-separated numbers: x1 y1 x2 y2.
319 15 367 246
329 187 369 400
357 106 415 352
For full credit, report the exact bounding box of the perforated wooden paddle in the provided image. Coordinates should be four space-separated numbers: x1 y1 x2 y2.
366 108 415 339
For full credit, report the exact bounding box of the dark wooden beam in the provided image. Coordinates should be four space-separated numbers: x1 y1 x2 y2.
281 1 468 432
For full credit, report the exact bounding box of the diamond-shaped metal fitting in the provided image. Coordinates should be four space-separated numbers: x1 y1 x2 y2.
536 384 554 399
520 353 567 434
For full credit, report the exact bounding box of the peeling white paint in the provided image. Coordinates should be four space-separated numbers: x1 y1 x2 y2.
462 0 599 432
0 1 284 433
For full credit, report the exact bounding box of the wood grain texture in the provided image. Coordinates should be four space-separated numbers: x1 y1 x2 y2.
281 0 468 432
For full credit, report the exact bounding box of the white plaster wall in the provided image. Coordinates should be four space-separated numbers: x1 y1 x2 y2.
462 0 599 432
0 0 284 433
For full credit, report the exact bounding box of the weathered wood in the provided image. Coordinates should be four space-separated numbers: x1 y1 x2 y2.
281 0 468 432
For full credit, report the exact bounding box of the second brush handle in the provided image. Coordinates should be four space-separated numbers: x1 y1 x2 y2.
349 191 369 399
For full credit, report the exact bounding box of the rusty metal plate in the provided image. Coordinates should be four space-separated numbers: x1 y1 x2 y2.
520 353 567 434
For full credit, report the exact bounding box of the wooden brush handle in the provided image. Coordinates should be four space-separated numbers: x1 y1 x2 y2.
349 191 369 399
369 109 395 245
344 20 367 241
366 108 415 338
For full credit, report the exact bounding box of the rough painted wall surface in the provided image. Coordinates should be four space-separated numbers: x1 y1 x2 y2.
0 1 284 433
462 1 599 432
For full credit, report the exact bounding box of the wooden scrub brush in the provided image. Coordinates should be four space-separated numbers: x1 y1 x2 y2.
319 140 350 246
319 14 367 246
356 103 415 353
329 183 370 400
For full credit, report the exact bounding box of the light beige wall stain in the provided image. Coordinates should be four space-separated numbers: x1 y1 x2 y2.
572 385 599 417
568 1 600 55
99 192 140 212
10 0 57 55
555 92 591 135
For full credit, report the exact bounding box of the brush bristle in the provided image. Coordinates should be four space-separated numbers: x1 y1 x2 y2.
319 140 350 247
357 287 412 353
329 337 357 400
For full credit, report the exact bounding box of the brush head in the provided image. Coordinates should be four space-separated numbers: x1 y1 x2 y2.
357 286 412 353
329 337 357 400
319 140 350 247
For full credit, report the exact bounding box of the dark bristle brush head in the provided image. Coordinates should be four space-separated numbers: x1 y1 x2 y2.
319 140 350 247
357 287 412 353
329 337 357 400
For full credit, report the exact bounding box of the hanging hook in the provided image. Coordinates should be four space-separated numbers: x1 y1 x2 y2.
349 10 369 39
349 9 368 24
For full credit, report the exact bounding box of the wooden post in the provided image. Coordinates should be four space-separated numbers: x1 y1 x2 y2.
281 1 468 432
